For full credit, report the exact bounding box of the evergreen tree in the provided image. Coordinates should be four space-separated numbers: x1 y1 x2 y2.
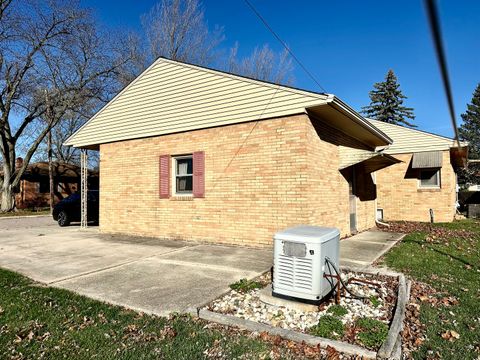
362 70 416 127
459 83 480 159
457 83 480 186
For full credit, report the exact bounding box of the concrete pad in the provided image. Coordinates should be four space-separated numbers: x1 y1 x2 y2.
340 231 404 269
344 230 404 244
0 215 54 229
0 231 189 283
0 216 271 317
160 244 272 273
258 285 318 312
56 256 259 316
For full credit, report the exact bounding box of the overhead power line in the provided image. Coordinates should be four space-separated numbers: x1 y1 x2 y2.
243 0 327 93
424 0 460 145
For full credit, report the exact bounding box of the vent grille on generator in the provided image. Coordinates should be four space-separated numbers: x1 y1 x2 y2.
277 254 313 291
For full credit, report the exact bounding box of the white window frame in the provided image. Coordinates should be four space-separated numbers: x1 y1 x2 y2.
418 169 441 188
172 154 193 196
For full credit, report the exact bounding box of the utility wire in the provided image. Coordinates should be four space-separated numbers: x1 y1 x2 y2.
424 0 460 145
243 0 327 93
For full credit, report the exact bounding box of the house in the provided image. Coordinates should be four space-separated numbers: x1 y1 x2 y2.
64 58 464 247
368 120 468 223
1 158 99 209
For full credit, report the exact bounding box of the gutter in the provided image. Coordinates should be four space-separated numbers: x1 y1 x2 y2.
325 95 393 145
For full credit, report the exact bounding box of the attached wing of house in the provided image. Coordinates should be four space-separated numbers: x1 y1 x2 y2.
367 119 468 167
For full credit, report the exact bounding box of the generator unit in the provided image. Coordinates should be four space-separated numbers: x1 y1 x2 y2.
272 226 340 303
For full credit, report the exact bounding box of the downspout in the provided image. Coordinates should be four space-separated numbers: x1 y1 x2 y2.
373 172 390 227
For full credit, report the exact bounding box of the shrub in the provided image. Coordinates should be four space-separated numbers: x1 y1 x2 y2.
355 317 389 349
309 315 345 340
229 278 262 293
326 304 348 317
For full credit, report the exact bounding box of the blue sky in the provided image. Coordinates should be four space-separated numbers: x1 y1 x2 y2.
81 0 480 138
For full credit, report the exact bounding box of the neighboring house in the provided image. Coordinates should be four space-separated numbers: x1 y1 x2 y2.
64 58 464 247
0 158 99 209
369 120 468 223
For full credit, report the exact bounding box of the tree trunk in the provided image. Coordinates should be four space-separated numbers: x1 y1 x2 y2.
0 183 15 212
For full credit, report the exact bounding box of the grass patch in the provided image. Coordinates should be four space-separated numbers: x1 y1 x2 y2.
326 304 348 317
229 278 263 293
382 219 480 359
0 208 50 217
309 315 345 340
355 317 388 349
369 296 381 308
0 268 297 359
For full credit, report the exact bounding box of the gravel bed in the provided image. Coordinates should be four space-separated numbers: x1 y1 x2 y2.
206 270 398 337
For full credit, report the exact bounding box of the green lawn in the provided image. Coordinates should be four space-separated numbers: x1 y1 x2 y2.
381 219 480 360
0 268 315 359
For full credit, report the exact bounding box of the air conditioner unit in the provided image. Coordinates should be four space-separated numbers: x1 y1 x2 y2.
272 226 340 303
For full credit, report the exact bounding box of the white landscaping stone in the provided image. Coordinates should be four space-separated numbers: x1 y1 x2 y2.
205 271 394 334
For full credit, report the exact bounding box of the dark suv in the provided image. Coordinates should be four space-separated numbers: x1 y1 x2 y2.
52 191 99 226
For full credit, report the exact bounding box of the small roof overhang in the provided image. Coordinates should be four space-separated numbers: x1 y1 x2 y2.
306 96 393 148
412 151 443 169
340 151 402 173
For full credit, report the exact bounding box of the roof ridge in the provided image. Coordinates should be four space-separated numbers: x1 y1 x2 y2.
157 57 327 99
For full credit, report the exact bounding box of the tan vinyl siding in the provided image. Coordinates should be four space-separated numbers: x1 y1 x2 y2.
338 147 377 169
367 119 459 154
66 59 328 148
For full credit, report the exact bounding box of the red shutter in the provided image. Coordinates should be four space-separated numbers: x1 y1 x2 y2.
159 155 170 198
193 151 205 198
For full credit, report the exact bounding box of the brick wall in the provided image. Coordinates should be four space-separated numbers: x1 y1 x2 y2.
15 180 77 209
305 117 376 235
100 114 376 246
376 151 456 222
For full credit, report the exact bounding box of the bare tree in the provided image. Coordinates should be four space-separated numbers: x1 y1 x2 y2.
0 0 127 211
32 110 100 167
114 32 149 88
118 0 293 87
227 43 294 85
141 0 224 66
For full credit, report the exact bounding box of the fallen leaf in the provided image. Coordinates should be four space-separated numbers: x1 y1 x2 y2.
450 330 460 339
326 345 340 360
259 331 270 341
441 330 460 341
414 338 424 346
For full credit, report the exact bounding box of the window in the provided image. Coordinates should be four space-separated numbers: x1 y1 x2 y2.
419 169 440 188
159 152 204 199
173 155 193 195
38 180 49 193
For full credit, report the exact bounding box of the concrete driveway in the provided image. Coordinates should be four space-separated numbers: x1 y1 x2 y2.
0 216 272 316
